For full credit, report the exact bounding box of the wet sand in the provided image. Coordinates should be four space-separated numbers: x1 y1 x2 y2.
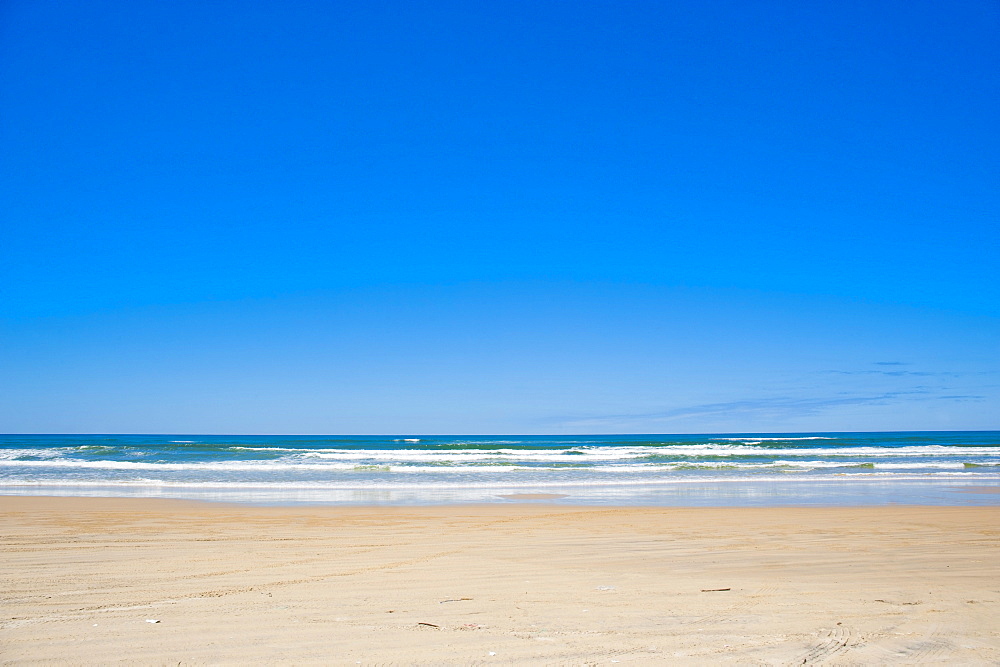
1 497 998 664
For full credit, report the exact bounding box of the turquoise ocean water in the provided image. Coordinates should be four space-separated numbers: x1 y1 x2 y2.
1 432 998 506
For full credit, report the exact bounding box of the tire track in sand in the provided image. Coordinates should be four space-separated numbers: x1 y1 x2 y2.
0 547 466 629
796 624 852 664
682 585 779 627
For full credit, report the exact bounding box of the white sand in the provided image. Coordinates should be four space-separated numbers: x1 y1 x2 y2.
1 497 998 664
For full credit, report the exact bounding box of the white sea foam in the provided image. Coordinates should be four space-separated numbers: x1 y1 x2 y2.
3 445 999 470
227 444 1000 459
229 446 317 452
440 440 529 445
0 448 68 460
0 472 996 492
299 448 649 462
717 437 836 441
872 462 967 469
0 459 554 473
1 458 994 478
0 459 362 472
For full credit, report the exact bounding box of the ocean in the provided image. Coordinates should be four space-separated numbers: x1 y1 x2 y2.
1 432 998 506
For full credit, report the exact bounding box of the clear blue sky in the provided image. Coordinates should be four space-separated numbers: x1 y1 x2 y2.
2 0 997 434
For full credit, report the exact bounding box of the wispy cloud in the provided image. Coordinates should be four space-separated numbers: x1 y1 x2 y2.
548 361 997 431
552 390 985 430
821 370 960 377
936 395 987 402
820 367 995 378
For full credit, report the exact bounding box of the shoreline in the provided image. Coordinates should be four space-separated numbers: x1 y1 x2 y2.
3 497 999 663
5 432 997 511
5 492 1000 514
2 474 998 507
3 491 999 508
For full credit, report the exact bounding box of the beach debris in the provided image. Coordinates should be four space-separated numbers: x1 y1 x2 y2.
595 586 616 591
417 622 440 628
440 597 473 603
489 652 497 656
701 588 731 592
145 619 160 624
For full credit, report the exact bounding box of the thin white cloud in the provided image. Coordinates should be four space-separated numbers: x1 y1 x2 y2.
551 390 985 430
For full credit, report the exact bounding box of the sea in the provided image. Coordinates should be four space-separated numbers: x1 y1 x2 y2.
1 432 998 506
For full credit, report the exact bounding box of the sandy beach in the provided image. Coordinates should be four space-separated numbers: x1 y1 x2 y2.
1 497 998 664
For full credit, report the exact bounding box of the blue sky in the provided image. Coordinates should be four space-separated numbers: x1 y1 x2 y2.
1 0 997 434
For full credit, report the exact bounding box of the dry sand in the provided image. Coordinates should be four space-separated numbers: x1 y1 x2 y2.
1 497 998 664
